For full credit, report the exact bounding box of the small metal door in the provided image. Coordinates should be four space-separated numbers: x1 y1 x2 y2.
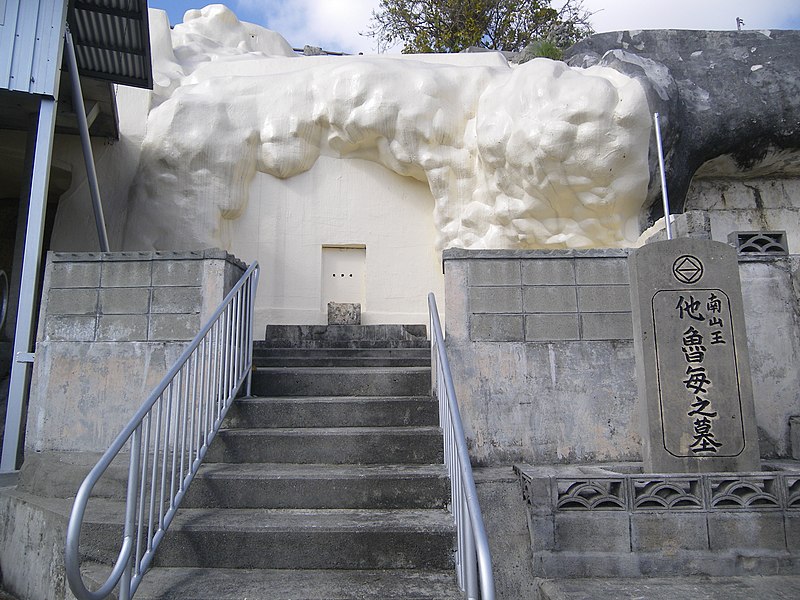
321 246 366 308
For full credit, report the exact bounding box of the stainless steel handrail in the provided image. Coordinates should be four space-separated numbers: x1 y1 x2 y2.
65 261 260 600
428 293 495 600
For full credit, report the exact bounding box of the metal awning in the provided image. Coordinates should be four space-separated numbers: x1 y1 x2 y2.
68 0 153 90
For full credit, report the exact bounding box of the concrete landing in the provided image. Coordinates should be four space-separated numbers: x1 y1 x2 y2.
262 325 428 348
537 576 800 600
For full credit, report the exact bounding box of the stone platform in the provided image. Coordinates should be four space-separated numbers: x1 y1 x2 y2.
536 575 800 600
517 461 800 578
263 324 428 348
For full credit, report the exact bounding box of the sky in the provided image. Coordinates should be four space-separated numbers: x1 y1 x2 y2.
147 1 800 55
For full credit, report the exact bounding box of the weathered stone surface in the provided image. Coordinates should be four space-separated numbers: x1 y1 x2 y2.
98 287 150 314
150 286 201 314
151 257 203 286
469 287 522 313
685 179 800 255
555 512 631 552
473 468 537 600
537 576 800 600
737 258 800 458
707 513 787 552
643 210 712 244
96 314 149 342
631 512 708 552
525 314 579 342
48 260 101 288
629 239 760 472
27 251 247 455
517 462 800 578
326 302 361 325
469 314 524 342
580 312 633 340
566 30 800 225
792 417 800 460
445 250 641 465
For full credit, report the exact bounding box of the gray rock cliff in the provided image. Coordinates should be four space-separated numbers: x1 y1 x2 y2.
565 29 800 225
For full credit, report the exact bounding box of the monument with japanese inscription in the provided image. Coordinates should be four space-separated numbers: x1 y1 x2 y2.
629 238 761 473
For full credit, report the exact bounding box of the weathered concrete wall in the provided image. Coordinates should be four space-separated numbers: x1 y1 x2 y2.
738 256 800 457
443 249 641 466
0 488 70 600
444 249 800 464
473 468 536 600
686 177 800 252
26 250 245 455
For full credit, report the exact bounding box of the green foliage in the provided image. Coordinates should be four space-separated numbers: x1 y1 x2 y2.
364 0 594 55
520 38 563 61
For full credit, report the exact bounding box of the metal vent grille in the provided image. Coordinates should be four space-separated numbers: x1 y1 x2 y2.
728 231 789 256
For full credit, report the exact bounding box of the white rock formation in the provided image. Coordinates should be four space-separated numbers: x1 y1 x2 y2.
123 4 651 252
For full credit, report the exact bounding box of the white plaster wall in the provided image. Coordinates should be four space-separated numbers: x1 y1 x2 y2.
48 84 151 251
230 156 442 326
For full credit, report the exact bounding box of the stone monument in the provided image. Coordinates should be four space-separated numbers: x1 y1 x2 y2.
629 238 760 472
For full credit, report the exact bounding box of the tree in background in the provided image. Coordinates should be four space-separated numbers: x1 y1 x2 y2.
365 0 594 55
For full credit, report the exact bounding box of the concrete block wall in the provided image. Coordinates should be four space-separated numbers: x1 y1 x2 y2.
444 248 800 466
443 249 640 466
26 249 245 455
463 250 632 343
38 249 244 343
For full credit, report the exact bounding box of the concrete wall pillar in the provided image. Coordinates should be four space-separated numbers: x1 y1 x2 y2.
25 249 245 456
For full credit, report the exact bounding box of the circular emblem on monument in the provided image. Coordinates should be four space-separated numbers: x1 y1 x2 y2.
672 255 704 284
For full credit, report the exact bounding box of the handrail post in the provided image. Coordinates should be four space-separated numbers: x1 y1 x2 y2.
119 426 142 600
464 500 479 600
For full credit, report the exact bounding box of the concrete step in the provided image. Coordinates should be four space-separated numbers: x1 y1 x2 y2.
182 463 450 509
254 355 432 367
224 396 439 428
251 366 431 397
83 564 462 599
262 325 429 349
205 427 444 465
253 347 431 368
536 576 800 600
83 508 455 570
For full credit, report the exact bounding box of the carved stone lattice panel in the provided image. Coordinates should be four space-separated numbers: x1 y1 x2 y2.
555 479 627 510
517 466 800 513
632 477 703 510
727 231 789 256
785 476 800 510
520 473 534 505
709 475 781 509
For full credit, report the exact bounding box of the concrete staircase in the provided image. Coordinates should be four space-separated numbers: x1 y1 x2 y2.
87 325 461 599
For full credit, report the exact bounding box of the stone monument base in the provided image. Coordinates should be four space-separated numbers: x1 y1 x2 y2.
517 461 800 578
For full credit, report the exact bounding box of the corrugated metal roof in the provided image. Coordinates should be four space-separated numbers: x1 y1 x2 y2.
69 0 153 89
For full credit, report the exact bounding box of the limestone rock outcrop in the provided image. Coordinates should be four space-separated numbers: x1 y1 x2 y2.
566 29 800 225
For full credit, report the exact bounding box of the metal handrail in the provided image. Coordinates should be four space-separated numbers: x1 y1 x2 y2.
65 261 260 600
428 293 495 600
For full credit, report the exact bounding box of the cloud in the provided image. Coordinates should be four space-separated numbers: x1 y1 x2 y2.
236 0 382 54
228 0 800 54
581 0 800 33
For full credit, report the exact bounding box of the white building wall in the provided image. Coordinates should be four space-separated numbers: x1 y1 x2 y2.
230 156 443 327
